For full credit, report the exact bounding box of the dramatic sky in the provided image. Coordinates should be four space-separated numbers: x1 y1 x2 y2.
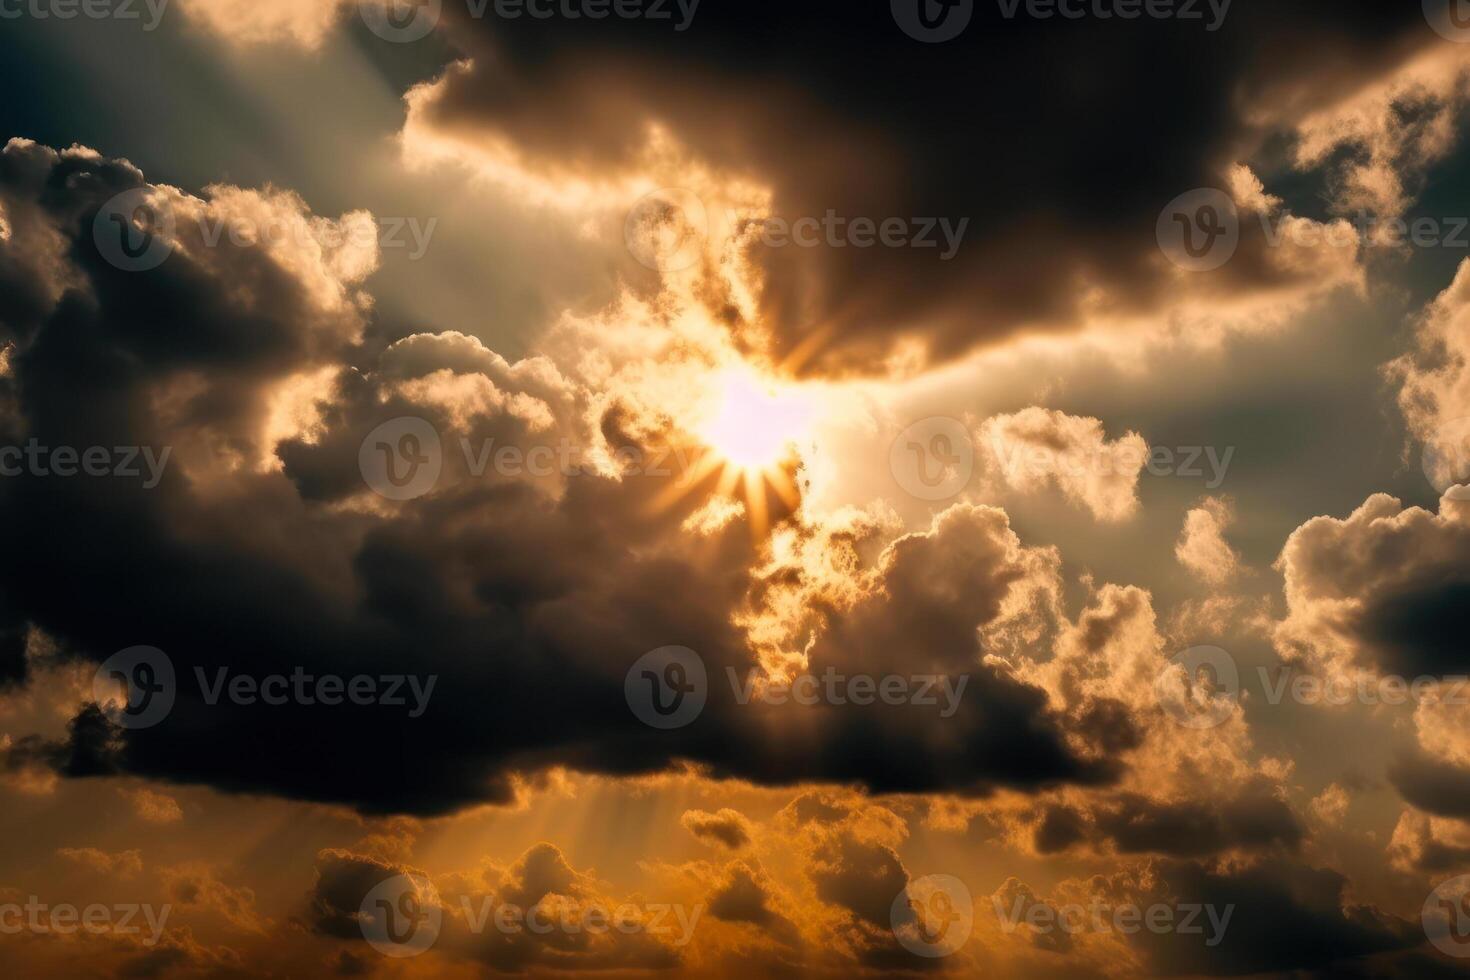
4 1 1470 976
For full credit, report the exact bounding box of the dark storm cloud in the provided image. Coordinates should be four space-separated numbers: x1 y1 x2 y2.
0 141 1133 816
417 0 1429 370
1276 495 1470 679
1091 782 1302 856
1390 750 1470 822
1127 859 1419 977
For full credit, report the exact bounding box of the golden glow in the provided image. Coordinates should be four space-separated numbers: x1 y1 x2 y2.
650 366 814 537
695 368 813 472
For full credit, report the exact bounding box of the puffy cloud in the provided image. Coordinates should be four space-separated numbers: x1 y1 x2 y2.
1175 497 1242 585
56 845 143 877
123 786 184 824
1275 493 1470 679
978 408 1147 522
681 808 753 850
1391 257 1470 495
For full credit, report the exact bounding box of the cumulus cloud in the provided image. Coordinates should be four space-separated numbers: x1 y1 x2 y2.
681 808 753 850
979 408 1147 522
1275 492 1470 679
1175 497 1242 585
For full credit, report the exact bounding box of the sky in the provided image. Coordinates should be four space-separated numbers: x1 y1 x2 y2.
2 0 1470 977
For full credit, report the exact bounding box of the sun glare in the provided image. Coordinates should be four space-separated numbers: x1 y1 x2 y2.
696 368 813 471
651 366 815 537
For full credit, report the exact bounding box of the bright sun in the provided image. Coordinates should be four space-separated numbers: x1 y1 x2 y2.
695 368 813 471
653 366 815 537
